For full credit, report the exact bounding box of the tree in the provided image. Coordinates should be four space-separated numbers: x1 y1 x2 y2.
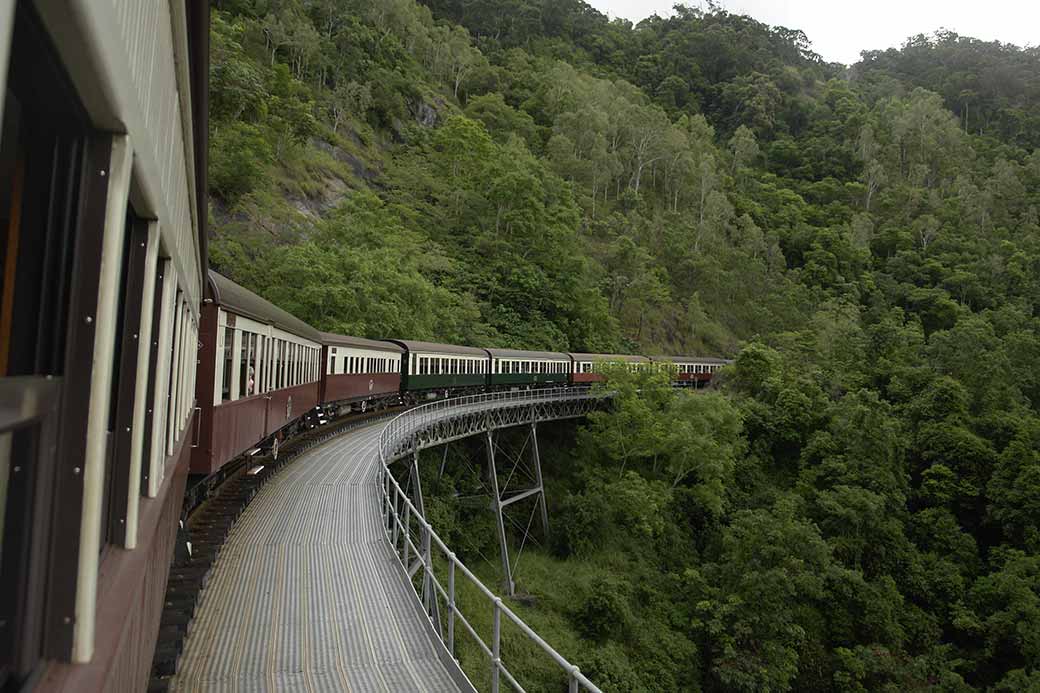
728 124 760 181
328 80 372 133
664 392 743 514
692 499 837 692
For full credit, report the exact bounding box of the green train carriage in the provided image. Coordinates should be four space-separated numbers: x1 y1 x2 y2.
487 348 571 388
390 339 490 395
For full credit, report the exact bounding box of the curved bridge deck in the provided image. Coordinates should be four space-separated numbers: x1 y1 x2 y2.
172 423 464 692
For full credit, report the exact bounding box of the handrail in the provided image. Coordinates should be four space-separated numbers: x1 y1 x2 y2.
377 387 604 693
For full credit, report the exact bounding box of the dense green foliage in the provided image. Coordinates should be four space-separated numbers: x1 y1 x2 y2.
207 0 1040 689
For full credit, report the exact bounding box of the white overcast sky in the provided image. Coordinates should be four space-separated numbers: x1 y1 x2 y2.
584 0 1038 65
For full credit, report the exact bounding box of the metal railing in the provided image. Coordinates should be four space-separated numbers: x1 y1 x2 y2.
377 388 605 693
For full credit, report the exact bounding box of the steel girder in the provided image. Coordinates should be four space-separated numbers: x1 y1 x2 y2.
384 395 603 464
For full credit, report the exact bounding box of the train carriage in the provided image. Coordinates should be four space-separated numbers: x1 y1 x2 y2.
321 332 403 411
650 355 732 386
487 348 570 388
191 271 324 476
390 340 489 396
569 353 651 384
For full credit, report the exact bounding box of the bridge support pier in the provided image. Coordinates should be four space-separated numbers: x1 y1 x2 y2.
405 452 440 631
484 422 550 597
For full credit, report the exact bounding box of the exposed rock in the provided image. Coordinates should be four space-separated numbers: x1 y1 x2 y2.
415 101 439 128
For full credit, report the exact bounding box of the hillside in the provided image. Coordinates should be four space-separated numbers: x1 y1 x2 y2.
207 1 1040 690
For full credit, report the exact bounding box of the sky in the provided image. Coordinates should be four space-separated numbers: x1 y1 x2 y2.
584 0 1039 65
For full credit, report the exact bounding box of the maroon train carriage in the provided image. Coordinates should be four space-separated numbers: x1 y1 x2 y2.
192 272 324 475
320 332 404 413
568 353 651 384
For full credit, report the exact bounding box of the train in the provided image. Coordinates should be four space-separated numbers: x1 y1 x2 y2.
0 3 725 690
191 270 731 476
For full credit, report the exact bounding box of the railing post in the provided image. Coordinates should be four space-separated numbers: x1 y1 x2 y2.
492 598 502 693
391 484 400 550
383 469 392 533
402 503 411 566
447 554 456 655
569 666 581 693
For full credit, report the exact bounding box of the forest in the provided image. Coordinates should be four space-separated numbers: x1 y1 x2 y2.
207 0 1040 690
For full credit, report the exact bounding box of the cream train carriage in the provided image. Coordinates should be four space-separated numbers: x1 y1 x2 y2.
0 2 208 691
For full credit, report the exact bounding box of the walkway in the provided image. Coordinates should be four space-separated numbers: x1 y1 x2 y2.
171 422 465 692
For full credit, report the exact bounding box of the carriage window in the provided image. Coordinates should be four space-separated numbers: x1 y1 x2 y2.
278 340 285 387
283 342 289 385
239 332 254 397
221 327 233 401
284 343 291 385
256 336 265 391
